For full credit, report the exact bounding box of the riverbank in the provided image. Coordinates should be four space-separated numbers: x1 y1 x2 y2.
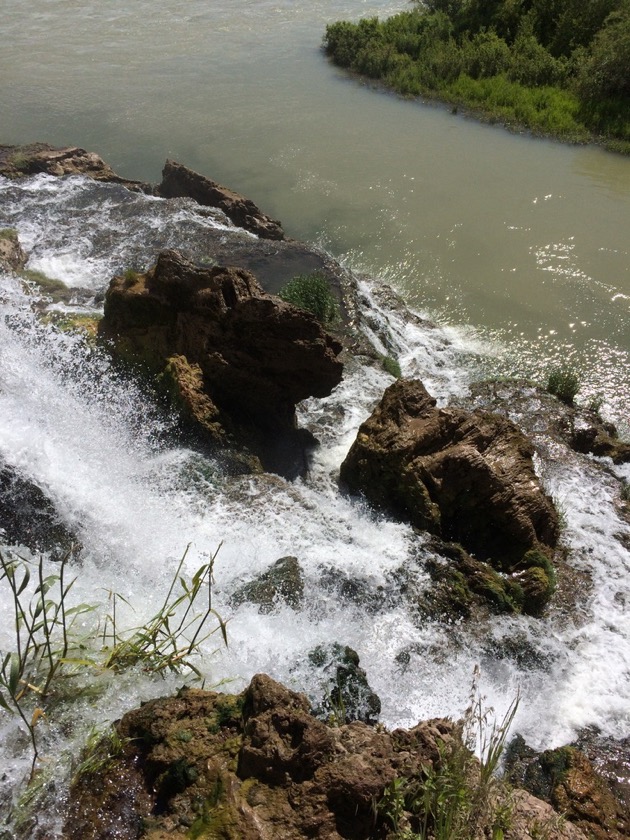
324 4 630 155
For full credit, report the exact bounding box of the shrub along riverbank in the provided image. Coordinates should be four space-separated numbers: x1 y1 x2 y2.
324 0 630 152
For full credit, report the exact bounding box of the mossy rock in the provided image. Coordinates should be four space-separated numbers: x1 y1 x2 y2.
309 642 381 725
42 311 101 338
231 556 304 613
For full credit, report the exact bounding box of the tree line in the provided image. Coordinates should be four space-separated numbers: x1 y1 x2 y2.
324 0 630 150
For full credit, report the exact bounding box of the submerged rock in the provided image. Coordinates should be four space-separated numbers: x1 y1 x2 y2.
99 250 343 475
64 674 587 840
340 379 559 611
157 159 284 240
231 555 305 612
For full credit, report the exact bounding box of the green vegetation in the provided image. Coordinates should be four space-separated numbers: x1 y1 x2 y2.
278 272 340 324
0 545 226 775
0 227 19 241
324 0 630 148
382 353 403 378
378 673 519 838
546 365 580 404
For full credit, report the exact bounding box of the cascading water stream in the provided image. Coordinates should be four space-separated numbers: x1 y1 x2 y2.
0 174 629 831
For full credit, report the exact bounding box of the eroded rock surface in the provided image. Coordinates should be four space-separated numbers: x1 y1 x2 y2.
505 735 630 840
340 379 559 613
99 250 343 474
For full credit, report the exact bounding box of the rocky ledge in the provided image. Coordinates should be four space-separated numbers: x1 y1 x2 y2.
0 144 282 239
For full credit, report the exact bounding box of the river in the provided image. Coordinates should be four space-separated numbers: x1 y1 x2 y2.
2 0 629 428
0 0 629 832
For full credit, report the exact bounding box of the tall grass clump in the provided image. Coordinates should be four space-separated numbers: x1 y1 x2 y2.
0 544 226 776
279 272 340 325
378 669 519 839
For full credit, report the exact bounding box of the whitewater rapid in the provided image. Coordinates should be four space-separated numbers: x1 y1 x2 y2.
0 174 629 827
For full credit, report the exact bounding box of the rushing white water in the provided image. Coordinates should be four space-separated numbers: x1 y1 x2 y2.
0 175 629 831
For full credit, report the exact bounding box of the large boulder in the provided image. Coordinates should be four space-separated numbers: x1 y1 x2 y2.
63 674 586 840
157 159 284 240
340 379 559 606
99 250 343 474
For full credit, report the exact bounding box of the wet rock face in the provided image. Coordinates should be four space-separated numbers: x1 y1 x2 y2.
340 379 559 609
99 250 343 474
0 464 78 556
231 555 305 612
63 675 451 840
157 159 285 240
308 643 382 725
0 228 26 272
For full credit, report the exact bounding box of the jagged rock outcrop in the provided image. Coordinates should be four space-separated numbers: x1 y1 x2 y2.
64 675 587 840
0 228 27 272
157 159 284 240
99 250 343 474
570 414 630 464
340 379 559 612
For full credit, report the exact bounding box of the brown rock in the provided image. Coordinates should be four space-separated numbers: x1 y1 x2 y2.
0 228 27 272
507 739 630 840
571 418 630 464
157 159 284 240
340 379 559 610
99 250 343 473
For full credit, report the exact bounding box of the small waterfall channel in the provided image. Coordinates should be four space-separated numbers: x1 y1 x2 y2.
0 174 629 834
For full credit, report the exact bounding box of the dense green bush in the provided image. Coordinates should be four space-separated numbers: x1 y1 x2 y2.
324 0 629 148
546 365 581 405
278 272 339 325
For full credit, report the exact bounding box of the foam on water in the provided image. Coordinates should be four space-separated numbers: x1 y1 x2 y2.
1 175 629 827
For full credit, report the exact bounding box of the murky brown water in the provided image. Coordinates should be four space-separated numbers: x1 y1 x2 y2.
1 0 628 424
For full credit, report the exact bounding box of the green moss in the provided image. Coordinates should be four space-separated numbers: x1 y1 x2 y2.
42 312 101 337
0 227 18 241
207 696 245 733
9 152 30 172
